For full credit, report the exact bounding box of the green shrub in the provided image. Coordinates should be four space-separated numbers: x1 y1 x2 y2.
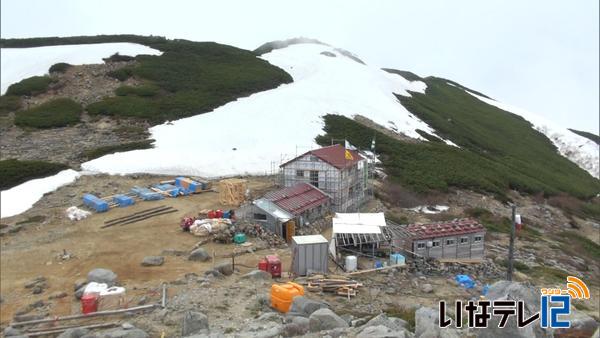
5 76 54 96
103 53 135 62
87 96 158 120
115 84 159 97
82 140 154 160
0 95 22 114
15 98 82 128
0 159 69 190
49 62 72 73
0 34 168 48
557 231 600 261
107 67 134 81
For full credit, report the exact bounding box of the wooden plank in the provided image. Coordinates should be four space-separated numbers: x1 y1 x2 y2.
102 207 174 227
118 209 178 226
104 206 169 224
346 263 406 276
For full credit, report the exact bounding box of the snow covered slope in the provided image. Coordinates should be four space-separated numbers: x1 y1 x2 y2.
1 43 161 94
0 169 80 218
82 43 446 177
467 92 599 178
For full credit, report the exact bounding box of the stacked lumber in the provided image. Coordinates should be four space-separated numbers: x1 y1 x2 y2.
218 179 247 206
301 275 363 298
101 206 178 228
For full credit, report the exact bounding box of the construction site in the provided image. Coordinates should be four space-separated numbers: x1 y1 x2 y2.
1 144 598 337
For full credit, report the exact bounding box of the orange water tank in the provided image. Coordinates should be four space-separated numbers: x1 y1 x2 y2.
270 282 304 313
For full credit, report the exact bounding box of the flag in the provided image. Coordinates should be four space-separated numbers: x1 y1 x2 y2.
344 139 355 160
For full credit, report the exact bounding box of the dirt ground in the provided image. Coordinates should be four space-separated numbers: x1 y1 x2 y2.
0 175 279 325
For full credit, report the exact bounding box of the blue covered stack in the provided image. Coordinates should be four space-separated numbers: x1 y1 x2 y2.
112 194 135 207
83 194 109 212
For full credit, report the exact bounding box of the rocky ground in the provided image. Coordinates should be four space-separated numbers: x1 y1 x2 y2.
0 61 151 168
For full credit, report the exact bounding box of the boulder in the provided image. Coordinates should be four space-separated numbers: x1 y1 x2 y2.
98 328 148 338
49 291 68 299
257 312 283 323
182 311 209 336
290 296 330 317
87 268 117 287
358 325 408 338
363 313 407 331
74 278 87 291
478 281 553 338
24 276 47 289
241 270 271 280
421 283 433 293
415 307 463 338
214 262 233 276
309 308 349 332
188 248 210 262
282 316 310 336
555 310 598 338
57 328 89 338
74 285 87 299
141 256 165 267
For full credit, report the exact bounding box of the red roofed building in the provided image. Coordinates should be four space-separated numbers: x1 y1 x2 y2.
280 144 367 212
392 219 486 259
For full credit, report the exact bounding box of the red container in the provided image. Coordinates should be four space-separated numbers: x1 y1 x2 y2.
81 294 98 314
207 210 217 219
265 255 282 278
258 258 268 272
216 210 223 218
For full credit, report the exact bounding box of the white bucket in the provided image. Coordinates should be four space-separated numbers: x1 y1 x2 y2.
345 255 357 272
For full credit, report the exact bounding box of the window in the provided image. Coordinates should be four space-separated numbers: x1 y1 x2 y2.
445 238 456 246
432 240 441 247
296 170 304 177
416 242 426 250
309 155 318 162
473 235 483 243
253 213 267 221
460 237 469 245
310 170 319 188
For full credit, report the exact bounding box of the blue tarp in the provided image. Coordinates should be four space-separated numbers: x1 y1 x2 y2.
153 184 181 197
112 194 135 207
455 274 475 289
175 177 204 193
131 186 164 201
83 194 109 212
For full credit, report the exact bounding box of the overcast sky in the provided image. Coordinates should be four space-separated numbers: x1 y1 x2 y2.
2 0 598 133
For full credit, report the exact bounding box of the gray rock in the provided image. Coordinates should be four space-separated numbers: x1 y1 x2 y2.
251 325 283 338
309 308 348 332
141 256 165 266
87 268 117 287
121 322 134 330
290 296 330 316
241 270 271 280
74 278 87 291
421 283 433 293
75 285 87 299
188 248 210 261
24 276 47 288
98 328 148 338
3 326 22 337
57 328 90 338
363 313 407 331
182 311 209 336
282 316 310 336
257 312 283 323
214 262 233 276
49 291 68 299
415 307 465 338
204 269 222 277
32 285 44 294
162 249 187 256
358 325 407 338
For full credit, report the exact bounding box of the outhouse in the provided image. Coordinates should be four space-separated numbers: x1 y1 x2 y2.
291 235 329 276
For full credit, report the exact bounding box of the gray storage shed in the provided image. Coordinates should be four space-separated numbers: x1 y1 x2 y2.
291 235 329 276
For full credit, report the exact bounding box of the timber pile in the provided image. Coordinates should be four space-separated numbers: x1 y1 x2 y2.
101 206 178 228
218 179 247 206
300 275 363 298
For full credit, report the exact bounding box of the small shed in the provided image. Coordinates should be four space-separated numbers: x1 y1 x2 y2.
329 213 390 258
291 235 329 276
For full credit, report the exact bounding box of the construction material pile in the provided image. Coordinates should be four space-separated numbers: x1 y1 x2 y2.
102 206 177 228
219 178 247 206
235 222 286 247
297 275 363 298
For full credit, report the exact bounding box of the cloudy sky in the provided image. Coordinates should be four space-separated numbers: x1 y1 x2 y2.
2 0 598 133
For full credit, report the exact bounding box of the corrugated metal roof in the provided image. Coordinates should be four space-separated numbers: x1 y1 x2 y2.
264 183 330 216
280 144 364 170
292 234 328 245
405 218 485 240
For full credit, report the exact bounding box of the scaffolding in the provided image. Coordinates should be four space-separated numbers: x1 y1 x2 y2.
277 144 372 212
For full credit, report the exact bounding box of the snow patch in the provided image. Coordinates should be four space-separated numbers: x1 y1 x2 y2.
1 43 161 94
466 92 599 178
1 169 81 218
408 205 450 214
82 43 447 177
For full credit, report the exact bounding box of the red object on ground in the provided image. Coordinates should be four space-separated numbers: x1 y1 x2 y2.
81 294 98 314
207 210 216 219
258 258 268 272
216 210 223 218
265 255 282 278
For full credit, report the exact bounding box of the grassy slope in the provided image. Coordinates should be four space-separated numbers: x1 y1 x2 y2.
0 159 69 190
1 35 293 125
568 128 600 145
15 98 82 128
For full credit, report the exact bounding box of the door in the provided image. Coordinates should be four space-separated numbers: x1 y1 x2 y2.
284 220 296 243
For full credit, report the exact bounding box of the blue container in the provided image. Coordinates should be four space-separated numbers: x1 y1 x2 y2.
223 211 231 219
374 260 383 269
131 186 164 201
390 253 405 266
153 184 180 197
83 194 109 212
113 194 135 207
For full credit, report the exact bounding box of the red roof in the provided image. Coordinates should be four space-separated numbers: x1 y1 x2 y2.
264 183 330 216
280 144 363 170
406 218 485 240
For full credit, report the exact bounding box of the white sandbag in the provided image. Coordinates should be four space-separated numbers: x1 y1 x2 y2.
66 206 91 221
